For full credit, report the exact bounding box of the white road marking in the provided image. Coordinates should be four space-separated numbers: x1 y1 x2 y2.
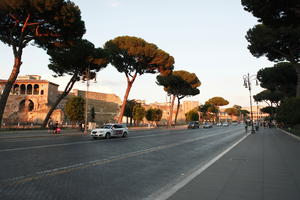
0 128 228 153
1 130 241 185
145 131 249 200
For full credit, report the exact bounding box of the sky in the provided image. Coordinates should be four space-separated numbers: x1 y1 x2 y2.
0 0 274 108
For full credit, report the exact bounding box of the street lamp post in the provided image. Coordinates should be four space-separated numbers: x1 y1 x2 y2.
243 73 258 134
84 67 90 135
82 67 97 134
256 101 259 122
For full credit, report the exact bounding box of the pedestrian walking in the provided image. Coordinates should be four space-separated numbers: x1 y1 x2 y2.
48 119 53 133
53 121 60 134
245 124 248 133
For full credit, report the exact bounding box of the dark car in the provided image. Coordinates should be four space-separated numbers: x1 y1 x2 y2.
203 122 213 128
187 121 200 129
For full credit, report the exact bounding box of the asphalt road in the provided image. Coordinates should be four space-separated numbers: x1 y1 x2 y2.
0 125 246 200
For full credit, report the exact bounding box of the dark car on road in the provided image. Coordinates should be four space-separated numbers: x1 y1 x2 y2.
187 121 200 129
203 122 213 128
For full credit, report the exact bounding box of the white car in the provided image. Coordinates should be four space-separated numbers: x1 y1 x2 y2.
91 124 128 139
223 122 229 127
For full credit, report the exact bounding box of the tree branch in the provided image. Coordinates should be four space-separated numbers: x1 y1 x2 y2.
35 25 61 37
9 14 20 23
21 13 31 33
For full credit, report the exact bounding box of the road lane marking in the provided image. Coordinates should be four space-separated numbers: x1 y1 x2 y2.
146 131 250 200
0 130 243 186
0 127 236 153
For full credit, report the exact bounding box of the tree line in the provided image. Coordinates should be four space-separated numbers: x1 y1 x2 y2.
0 0 201 128
241 0 300 129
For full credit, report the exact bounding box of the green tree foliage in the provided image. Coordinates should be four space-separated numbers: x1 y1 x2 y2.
233 105 242 116
277 97 300 127
156 70 201 126
253 90 283 107
185 110 199 122
124 99 140 126
260 106 277 119
257 62 297 97
242 0 300 97
146 108 163 126
240 109 250 119
0 0 85 127
199 103 211 122
104 36 174 123
241 0 300 27
207 97 229 107
133 105 146 125
206 97 229 122
42 39 108 127
225 107 238 117
65 96 85 124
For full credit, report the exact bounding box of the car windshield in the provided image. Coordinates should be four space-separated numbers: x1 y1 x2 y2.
101 125 112 129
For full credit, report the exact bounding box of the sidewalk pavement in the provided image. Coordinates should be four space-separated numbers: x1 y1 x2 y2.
168 127 300 200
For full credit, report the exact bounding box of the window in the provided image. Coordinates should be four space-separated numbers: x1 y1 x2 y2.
20 84 26 95
33 84 39 95
27 84 33 95
13 84 19 95
40 90 44 95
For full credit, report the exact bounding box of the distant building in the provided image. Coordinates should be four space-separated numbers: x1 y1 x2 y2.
241 106 269 121
182 101 199 114
219 106 269 122
0 75 63 124
0 75 121 125
130 100 200 125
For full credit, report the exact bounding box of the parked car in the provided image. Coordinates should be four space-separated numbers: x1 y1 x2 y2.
187 121 200 129
223 122 229 127
203 122 213 128
216 122 222 126
91 124 128 139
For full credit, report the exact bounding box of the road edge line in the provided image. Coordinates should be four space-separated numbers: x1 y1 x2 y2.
150 132 250 200
278 128 300 141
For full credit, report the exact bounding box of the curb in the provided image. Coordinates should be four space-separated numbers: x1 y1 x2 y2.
0 133 84 139
279 128 300 141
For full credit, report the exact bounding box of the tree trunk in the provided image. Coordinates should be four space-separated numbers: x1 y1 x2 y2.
296 65 300 97
118 73 137 124
118 82 133 124
0 56 22 128
168 95 176 127
174 97 181 125
41 74 78 128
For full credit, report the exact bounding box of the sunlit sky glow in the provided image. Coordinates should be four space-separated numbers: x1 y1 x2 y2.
0 0 273 107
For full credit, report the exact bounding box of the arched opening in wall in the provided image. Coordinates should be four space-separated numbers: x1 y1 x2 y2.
27 84 33 95
28 100 34 111
19 100 26 112
33 84 39 95
20 84 26 95
41 90 44 95
13 84 19 95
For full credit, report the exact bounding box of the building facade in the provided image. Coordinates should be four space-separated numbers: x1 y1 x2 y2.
0 75 200 126
0 75 121 125
0 75 63 124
